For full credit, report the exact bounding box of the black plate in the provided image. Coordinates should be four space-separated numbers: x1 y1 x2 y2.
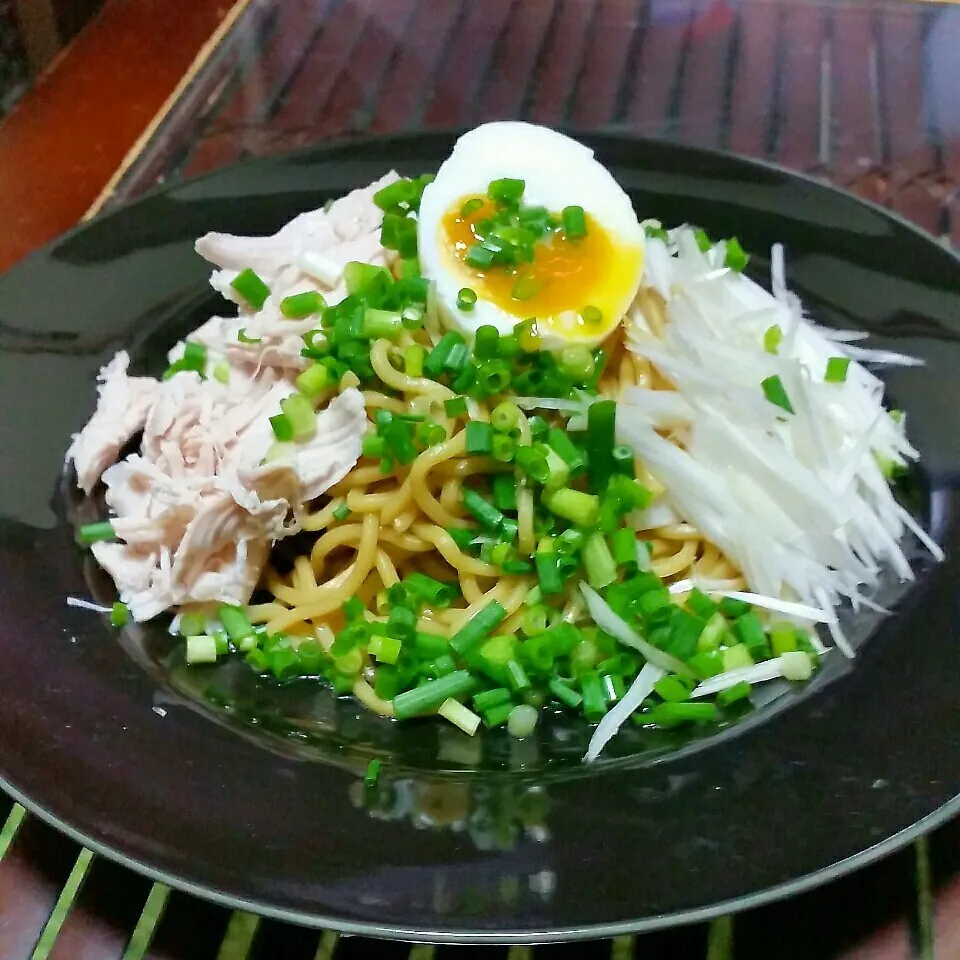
0 132 958 943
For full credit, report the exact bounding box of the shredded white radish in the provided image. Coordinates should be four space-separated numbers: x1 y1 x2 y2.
584 661 665 762
579 583 690 677
66 597 113 614
618 226 941 661
690 652 813 698
708 591 833 623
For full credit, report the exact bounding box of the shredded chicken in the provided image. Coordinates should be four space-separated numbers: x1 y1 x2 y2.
67 178 387 621
67 353 161 494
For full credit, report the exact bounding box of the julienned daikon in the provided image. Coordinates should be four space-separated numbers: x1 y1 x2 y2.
622 233 932 651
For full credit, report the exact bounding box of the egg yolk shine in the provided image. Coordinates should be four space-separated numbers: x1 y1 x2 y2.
440 198 637 338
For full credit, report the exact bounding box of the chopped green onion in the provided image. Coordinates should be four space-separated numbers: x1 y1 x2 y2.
548 678 583 709
373 635 403 664
185 635 218 664
487 177 525 205
404 344 425 378
505 658 531 693
734 612 772 659
344 261 389 295
110 601 128 628
717 681 752 706
424 331 465 378
280 393 317 442
561 205 587 240
718 596 752 618
374 178 416 211
724 237 750 271
761 374 794 414
270 413 293 442
491 401 520 432
492 434 516 462
580 305 602 327
514 446 549 483
393 670 479 719
78 521 116 545
404 572 457 607
770 622 799 656
686 588 718 620
280 290 326 319
237 328 262 344
534 551 564 595
296 363 329 398
610 527 637 568
648 701 718 726
764 325 782 354
462 489 503 530
694 228 712 252
212 359 230 384
507 703 539 738
364 758 381 786
580 671 607 721
653 674 693 702
825 356 851 383
697 612 729 651
559 344 595 383
444 396 468 417
460 197 484 217
474 687 513 711
449 601 507 657
474 359 512 395
465 244 495 268
465 420 493 455
587 399 616 492
514 318 541 353
492 473 517 511
722 643 754 671
333 503 351 521
511 276 545 301
230 268 270 310
547 429 586 474
483 702 515 728
542 487 600 526
457 287 478 311
342 597 364 622
219 604 253 642
439 697 481 735
582 533 617 589
474 325 500 359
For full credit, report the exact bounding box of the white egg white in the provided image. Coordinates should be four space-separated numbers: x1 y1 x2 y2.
417 122 645 347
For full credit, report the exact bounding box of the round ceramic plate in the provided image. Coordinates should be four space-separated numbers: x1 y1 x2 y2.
0 133 958 943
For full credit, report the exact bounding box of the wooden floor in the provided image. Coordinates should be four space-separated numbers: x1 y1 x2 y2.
0 0 231 273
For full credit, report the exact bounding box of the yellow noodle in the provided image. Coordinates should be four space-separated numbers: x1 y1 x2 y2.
411 523 499 577
362 390 406 413
328 465 393 496
375 549 400 588
353 678 395 717
294 555 317 591
407 431 472 528
266 513 380 632
248 602 291 624
651 539 698 579
301 497 345 532
370 338 454 398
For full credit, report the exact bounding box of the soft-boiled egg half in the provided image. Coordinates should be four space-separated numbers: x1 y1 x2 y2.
417 122 645 348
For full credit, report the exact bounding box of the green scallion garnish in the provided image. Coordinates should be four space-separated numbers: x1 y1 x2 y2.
825 356 851 383
761 374 794 414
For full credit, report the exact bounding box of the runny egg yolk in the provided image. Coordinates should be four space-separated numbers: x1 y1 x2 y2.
439 197 641 339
